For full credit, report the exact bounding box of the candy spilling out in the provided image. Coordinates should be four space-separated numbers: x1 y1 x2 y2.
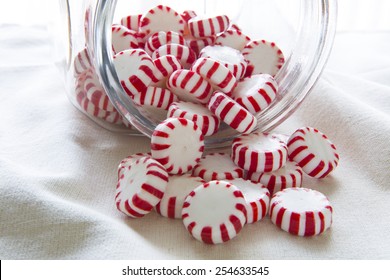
74 5 340 244
73 4 284 134
105 5 340 244
117 125 339 244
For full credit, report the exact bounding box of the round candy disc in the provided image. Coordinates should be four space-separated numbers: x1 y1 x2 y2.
231 74 278 114
182 180 247 244
242 40 285 77
188 15 230 38
168 101 220 136
115 156 168 218
269 188 333 236
287 127 340 178
215 29 251 51
151 117 204 174
111 24 139 53
232 132 288 173
167 69 213 104
228 178 270 224
118 153 151 177
200 45 248 79
145 31 186 56
113 49 156 97
208 91 257 134
191 57 237 95
139 5 185 37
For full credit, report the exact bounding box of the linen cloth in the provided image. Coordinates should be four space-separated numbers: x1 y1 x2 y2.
0 25 389 260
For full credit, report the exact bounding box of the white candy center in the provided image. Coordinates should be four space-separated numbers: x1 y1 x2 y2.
279 189 326 212
189 183 238 226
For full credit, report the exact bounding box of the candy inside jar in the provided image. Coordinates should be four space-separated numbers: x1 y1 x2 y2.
57 0 337 148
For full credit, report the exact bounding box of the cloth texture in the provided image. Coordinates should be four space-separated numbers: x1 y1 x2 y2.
0 25 389 260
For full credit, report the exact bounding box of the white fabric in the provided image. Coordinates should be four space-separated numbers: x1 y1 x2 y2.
0 24 389 260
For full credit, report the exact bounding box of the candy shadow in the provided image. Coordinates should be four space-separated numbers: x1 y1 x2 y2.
124 211 257 260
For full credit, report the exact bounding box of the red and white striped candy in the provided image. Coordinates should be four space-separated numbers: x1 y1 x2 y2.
185 35 216 56
191 57 237 95
208 91 257 134
111 24 139 53
113 49 156 97
76 79 112 120
229 24 242 32
181 10 197 23
200 45 247 79
167 69 213 104
287 127 340 179
215 29 251 51
152 43 196 69
135 32 147 49
269 188 333 236
139 5 185 37
182 180 247 244
227 178 270 224
74 48 92 77
247 160 303 196
242 40 285 77
84 70 116 112
232 132 288 173
102 111 124 125
132 86 178 110
115 156 168 218
145 31 186 56
77 93 122 124
151 117 204 175
120 14 142 31
168 101 220 136
151 55 183 88
75 72 88 103
231 74 278 114
188 15 230 38
155 174 204 219
118 152 151 177
192 153 244 181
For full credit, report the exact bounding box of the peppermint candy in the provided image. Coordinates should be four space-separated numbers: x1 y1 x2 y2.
287 127 340 178
242 40 285 77
270 188 333 236
208 91 257 134
167 69 213 104
139 5 185 37
231 132 288 173
182 180 247 244
113 49 156 97
192 57 237 95
231 74 278 114
115 156 168 218
228 178 270 224
151 117 204 174
188 15 230 38
168 101 220 136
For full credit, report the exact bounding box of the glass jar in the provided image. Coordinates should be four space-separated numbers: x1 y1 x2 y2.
49 0 337 148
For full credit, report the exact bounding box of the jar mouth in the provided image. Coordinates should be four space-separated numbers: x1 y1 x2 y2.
93 0 337 148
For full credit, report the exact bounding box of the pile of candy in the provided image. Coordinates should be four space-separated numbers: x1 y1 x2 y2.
74 5 340 244
73 5 284 133
117 124 339 244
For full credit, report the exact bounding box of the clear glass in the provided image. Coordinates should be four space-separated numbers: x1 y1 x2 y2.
50 0 337 147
